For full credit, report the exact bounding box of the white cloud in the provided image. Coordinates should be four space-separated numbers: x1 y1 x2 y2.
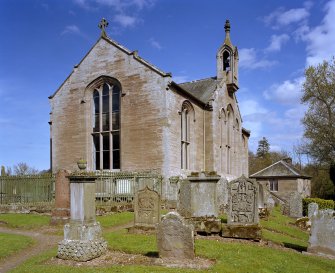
264 5 310 28
284 105 307 120
61 25 81 35
302 0 335 66
239 48 277 69
113 14 137 27
149 37 162 50
265 34 290 52
263 77 304 105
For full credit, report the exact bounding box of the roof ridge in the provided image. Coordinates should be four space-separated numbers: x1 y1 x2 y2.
178 76 217 85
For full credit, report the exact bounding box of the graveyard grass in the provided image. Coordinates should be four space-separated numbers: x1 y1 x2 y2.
6 207 335 273
0 233 35 260
0 213 50 229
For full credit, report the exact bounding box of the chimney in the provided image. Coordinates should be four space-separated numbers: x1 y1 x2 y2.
282 157 292 165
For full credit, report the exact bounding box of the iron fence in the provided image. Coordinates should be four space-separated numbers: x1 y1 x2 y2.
94 171 163 206
0 171 162 207
0 174 55 205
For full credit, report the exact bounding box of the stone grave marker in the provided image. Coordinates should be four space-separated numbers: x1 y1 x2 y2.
308 207 335 257
157 212 195 260
308 202 319 219
133 186 160 231
288 192 303 218
222 175 261 240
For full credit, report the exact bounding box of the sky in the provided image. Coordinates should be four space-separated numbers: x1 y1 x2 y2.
0 0 335 171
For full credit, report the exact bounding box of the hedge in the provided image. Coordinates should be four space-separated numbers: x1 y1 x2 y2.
302 198 335 216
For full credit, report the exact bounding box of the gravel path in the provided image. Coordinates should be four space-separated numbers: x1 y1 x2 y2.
0 221 134 273
0 227 62 273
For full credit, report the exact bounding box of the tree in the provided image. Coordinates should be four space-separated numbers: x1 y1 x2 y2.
13 162 39 175
301 58 335 165
256 137 270 158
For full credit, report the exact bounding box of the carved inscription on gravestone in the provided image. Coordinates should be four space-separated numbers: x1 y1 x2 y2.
134 186 160 228
228 176 259 225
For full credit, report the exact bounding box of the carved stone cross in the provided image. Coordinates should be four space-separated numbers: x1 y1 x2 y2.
98 18 109 37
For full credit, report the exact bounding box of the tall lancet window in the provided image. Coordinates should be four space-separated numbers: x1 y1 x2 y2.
181 101 194 170
92 81 121 170
226 105 234 174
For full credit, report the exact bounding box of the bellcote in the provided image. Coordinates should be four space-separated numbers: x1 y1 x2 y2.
216 20 239 95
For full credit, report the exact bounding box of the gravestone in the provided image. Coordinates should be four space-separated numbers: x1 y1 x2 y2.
222 175 261 240
57 174 107 261
130 186 160 233
308 202 319 219
216 177 228 214
288 192 303 218
177 172 221 234
308 208 335 257
157 212 195 260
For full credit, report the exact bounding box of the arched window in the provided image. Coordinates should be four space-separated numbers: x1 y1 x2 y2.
181 101 194 170
220 108 227 173
226 105 234 174
91 79 121 170
223 50 231 71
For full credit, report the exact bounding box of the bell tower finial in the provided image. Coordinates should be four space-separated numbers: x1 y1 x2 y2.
98 18 109 37
216 19 239 94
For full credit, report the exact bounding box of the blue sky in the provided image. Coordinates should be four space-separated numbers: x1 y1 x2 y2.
0 0 334 171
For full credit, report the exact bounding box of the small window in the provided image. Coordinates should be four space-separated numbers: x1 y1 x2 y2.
223 51 230 71
269 179 278 192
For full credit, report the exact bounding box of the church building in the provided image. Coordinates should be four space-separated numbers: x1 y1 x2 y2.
49 19 250 200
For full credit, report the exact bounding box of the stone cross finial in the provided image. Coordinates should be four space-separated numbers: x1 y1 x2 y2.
224 19 231 33
98 18 109 37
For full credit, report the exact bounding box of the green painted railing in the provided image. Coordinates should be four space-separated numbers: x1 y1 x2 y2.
0 174 55 205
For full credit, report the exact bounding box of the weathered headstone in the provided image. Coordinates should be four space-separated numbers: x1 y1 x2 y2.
308 202 319 219
51 170 70 225
177 172 221 234
222 175 261 240
157 212 195 260
308 208 335 257
57 175 107 261
288 192 303 218
216 177 228 214
132 186 160 232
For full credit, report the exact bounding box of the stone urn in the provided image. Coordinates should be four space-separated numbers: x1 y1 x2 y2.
77 159 87 170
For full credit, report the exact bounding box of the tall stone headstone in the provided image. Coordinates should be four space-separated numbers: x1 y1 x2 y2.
222 176 261 240
51 170 70 225
157 212 195 260
308 208 335 257
134 186 160 230
57 175 107 261
288 192 303 218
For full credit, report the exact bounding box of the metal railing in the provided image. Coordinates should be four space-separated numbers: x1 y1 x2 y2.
94 171 162 205
0 174 55 205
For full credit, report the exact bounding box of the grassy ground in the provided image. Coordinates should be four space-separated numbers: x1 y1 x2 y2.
0 233 35 260
260 206 309 250
4 207 335 273
97 212 134 228
0 214 50 229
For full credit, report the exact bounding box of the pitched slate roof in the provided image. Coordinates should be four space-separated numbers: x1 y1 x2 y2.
250 159 311 179
177 77 219 104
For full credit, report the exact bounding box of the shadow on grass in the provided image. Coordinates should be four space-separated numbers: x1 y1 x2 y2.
145 251 159 258
283 242 307 252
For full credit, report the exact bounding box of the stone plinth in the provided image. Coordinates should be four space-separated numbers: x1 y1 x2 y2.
308 208 335 257
57 175 107 262
177 172 221 234
157 212 195 260
222 175 261 240
51 170 70 225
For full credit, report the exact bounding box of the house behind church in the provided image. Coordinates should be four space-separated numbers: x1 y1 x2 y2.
49 19 250 201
